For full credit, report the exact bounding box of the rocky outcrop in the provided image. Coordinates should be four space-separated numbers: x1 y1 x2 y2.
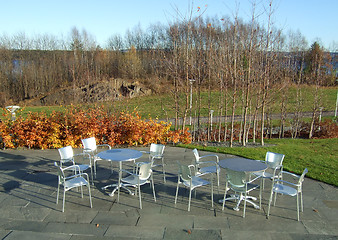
28 79 152 106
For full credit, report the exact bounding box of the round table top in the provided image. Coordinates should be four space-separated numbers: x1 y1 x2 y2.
219 157 267 173
97 149 142 162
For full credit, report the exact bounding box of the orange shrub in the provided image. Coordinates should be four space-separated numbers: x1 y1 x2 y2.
0 106 192 149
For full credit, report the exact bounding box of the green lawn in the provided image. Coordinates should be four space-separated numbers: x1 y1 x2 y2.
1 85 337 120
180 138 338 187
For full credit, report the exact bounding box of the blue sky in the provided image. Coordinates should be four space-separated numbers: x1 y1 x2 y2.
1 0 337 50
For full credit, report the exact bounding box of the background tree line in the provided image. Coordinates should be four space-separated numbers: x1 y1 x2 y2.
0 1 336 145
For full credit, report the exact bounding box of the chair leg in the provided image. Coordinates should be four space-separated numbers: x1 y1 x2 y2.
296 193 300 221
188 187 192 211
273 188 278 206
56 183 60 204
175 181 180 205
138 184 142 209
216 171 220 194
94 160 97 178
151 176 157 202
259 178 262 209
267 186 274 219
262 178 265 190
222 182 228 211
62 189 66 212
90 167 94 185
300 191 304 212
211 177 214 209
162 158 166 183
243 193 247 218
88 184 92 208
81 184 84 198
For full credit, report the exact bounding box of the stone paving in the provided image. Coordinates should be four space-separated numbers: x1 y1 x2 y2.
0 146 337 239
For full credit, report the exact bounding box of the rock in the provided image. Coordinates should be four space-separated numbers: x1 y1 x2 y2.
28 78 152 106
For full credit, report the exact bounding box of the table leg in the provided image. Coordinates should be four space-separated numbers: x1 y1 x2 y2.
101 161 135 197
117 162 122 202
219 194 260 211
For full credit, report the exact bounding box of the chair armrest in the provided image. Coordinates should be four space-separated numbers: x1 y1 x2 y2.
65 172 89 180
62 164 81 172
135 161 148 166
188 164 197 175
97 144 111 150
140 151 150 154
199 154 219 162
151 154 163 159
247 173 261 183
198 160 217 165
74 152 91 158
121 169 136 176
281 171 300 179
83 148 93 152
274 178 299 187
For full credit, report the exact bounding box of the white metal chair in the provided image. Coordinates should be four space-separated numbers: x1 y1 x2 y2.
254 152 285 189
118 161 156 209
192 148 220 193
81 137 111 178
222 168 261 218
175 161 213 211
141 143 166 182
54 162 92 212
267 168 308 221
58 146 93 185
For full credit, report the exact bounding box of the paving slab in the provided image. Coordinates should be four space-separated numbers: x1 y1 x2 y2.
0 206 51 221
164 227 222 240
44 209 98 224
0 230 11 240
3 230 71 240
0 219 48 232
92 211 139 225
105 225 165 239
138 213 194 229
41 222 108 236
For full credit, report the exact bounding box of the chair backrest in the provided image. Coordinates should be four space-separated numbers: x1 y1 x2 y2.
226 168 246 188
150 143 165 156
177 162 192 182
192 149 200 163
58 146 74 164
138 162 153 180
265 152 285 169
81 137 97 152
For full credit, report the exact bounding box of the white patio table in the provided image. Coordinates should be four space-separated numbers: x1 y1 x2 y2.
98 149 142 201
218 157 267 210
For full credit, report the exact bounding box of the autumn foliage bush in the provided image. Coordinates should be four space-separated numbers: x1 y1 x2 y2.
0 106 191 149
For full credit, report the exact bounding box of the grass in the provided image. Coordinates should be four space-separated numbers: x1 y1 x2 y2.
1 85 336 120
179 138 338 187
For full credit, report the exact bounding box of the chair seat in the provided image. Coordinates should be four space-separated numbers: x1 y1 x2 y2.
182 176 209 188
199 165 219 175
231 183 260 193
121 175 149 186
78 164 91 172
64 176 89 189
254 171 274 179
273 183 298 196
